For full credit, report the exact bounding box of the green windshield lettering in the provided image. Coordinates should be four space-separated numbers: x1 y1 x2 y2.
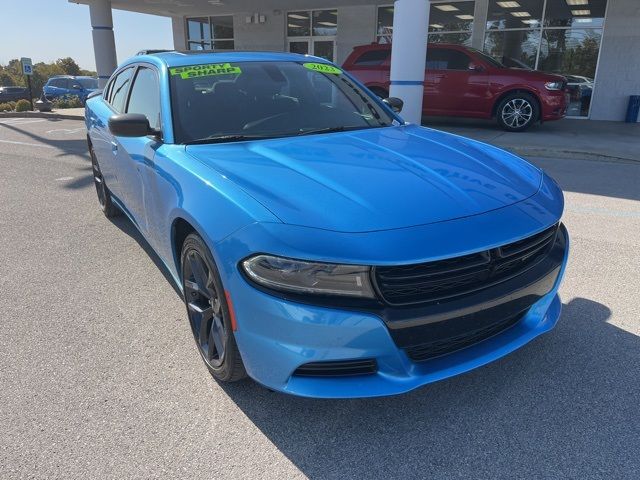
303 63 342 75
169 63 242 79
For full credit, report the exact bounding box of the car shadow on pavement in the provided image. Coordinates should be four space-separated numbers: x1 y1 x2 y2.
220 297 640 479
107 215 183 299
530 156 640 202
0 119 89 158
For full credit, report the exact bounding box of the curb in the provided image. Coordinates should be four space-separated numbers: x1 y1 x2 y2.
505 146 640 164
0 111 84 121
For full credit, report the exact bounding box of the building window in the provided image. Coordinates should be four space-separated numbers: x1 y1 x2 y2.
377 2 475 46
287 10 338 62
483 0 607 117
186 15 234 51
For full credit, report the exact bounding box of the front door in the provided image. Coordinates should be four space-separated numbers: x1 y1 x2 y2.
115 66 163 236
424 47 489 116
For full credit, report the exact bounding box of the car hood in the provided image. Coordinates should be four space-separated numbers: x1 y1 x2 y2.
185 125 542 233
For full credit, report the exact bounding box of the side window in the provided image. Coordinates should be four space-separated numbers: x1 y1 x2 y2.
103 79 112 101
126 67 161 130
426 49 471 70
354 49 390 66
109 67 134 112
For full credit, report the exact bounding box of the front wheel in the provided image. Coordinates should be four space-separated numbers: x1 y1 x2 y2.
496 93 539 132
181 233 246 383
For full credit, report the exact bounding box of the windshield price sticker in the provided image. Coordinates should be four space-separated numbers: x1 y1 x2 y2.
303 63 343 75
170 63 242 79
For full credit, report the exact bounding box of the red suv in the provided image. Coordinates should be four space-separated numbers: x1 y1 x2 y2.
343 43 569 131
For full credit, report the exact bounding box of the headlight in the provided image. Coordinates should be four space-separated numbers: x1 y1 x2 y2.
545 81 564 91
241 254 375 298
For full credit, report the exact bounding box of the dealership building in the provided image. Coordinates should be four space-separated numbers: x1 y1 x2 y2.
76 0 639 122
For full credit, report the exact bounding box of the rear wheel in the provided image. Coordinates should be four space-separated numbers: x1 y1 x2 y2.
496 92 539 132
89 145 120 218
181 233 246 382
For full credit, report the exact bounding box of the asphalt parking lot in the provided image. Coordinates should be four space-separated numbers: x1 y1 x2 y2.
1 117 639 479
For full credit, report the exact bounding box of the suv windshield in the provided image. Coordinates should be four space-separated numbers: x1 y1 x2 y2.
468 48 505 69
77 78 98 89
169 61 395 144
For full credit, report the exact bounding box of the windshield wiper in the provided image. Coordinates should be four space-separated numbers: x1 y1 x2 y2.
297 125 373 136
184 134 282 145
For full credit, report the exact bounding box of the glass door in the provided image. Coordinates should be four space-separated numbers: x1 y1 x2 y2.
288 40 310 55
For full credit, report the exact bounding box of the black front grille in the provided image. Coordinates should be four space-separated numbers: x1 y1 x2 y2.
405 312 524 362
293 359 377 377
374 225 558 306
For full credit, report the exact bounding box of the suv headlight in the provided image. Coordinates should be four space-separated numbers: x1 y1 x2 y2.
545 81 564 91
241 254 375 298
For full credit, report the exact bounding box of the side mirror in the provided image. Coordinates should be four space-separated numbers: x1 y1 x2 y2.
383 96 404 113
109 113 159 138
72 84 83 90
469 63 484 72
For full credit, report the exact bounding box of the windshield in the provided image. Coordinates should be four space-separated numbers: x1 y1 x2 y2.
468 48 505 69
169 61 396 144
78 78 98 89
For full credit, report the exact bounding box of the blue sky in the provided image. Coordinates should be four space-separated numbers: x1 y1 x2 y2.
0 0 173 70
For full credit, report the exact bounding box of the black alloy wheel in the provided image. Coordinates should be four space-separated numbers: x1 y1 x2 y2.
181 233 246 382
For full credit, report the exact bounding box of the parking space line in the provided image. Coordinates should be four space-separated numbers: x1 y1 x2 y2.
0 139 55 148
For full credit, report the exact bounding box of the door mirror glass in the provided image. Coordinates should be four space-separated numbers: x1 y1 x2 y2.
72 84 82 90
383 96 404 113
469 62 484 72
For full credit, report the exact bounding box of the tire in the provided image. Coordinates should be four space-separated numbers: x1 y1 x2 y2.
89 145 120 218
496 92 539 132
181 233 246 383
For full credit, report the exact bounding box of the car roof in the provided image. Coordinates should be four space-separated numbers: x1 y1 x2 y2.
125 50 328 69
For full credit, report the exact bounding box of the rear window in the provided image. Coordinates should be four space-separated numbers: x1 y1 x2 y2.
353 49 390 66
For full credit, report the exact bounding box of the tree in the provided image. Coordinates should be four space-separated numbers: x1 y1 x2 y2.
55 57 81 76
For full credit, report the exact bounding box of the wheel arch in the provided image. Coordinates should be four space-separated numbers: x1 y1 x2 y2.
491 88 541 118
171 216 198 278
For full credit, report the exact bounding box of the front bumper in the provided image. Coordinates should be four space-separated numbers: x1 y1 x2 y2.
224 224 568 398
540 90 569 121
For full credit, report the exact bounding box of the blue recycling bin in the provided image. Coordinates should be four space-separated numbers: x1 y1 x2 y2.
626 95 640 123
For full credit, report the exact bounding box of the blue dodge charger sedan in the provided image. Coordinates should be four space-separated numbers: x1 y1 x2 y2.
85 51 569 398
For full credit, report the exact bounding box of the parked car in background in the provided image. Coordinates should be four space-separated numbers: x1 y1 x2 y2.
43 76 99 103
343 43 569 131
85 51 569 398
0 86 30 102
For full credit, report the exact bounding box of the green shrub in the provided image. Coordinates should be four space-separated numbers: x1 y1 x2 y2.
0 103 13 112
7 101 16 110
15 99 31 112
51 95 83 109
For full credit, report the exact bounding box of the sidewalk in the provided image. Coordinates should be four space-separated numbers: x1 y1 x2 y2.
424 117 640 162
0 108 84 120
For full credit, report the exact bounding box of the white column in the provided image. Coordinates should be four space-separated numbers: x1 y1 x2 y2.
389 0 429 124
89 0 118 88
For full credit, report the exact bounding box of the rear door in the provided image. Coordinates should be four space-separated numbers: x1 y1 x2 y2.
424 47 489 116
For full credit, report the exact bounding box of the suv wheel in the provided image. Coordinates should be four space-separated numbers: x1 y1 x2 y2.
496 93 539 132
